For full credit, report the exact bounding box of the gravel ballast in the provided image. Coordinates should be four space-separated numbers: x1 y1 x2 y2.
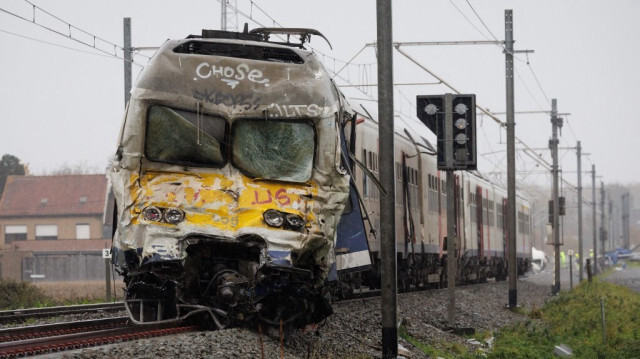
30 266 640 358
60 277 552 358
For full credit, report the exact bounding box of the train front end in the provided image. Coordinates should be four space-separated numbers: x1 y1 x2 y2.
109 30 352 328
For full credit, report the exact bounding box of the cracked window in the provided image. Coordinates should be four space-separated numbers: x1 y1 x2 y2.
145 106 226 167
232 119 315 182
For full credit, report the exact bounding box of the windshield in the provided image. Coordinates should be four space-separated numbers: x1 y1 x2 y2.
145 106 226 167
232 119 315 182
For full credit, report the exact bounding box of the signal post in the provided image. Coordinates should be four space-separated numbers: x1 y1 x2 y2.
418 93 476 324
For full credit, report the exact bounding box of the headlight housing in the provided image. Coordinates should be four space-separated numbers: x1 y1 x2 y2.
143 206 162 222
142 206 185 224
164 208 185 224
263 209 305 231
285 213 305 230
263 209 284 227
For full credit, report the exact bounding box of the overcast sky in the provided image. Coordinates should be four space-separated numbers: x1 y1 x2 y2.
1 0 638 189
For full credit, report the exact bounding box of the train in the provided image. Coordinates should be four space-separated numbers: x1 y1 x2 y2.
108 26 531 330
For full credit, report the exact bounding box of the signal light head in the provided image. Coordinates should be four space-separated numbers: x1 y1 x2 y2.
455 118 467 130
455 133 468 145
424 103 438 115
454 103 468 115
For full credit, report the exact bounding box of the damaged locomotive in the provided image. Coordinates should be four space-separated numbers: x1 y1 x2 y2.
109 28 371 329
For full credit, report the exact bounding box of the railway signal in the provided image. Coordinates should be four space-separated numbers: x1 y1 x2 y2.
416 93 477 170
416 95 445 165
416 92 477 325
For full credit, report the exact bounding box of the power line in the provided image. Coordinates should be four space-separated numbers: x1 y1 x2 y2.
220 0 373 77
0 3 143 66
515 67 546 111
0 28 143 67
22 0 119 49
464 0 500 42
447 0 552 110
249 0 283 27
526 57 551 105
565 118 580 144
447 0 490 40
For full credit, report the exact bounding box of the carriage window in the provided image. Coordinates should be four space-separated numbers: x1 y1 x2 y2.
232 119 315 182
145 106 226 167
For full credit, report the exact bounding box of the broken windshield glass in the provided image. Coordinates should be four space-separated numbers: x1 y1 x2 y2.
232 119 315 182
145 106 226 167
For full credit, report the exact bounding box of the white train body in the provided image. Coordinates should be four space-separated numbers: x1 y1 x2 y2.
347 106 531 287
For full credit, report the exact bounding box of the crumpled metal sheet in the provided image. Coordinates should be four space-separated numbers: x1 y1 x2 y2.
109 38 352 279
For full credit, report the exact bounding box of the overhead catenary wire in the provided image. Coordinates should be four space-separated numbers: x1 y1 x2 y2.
396 46 578 189
464 0 500 42
450 0 552 108
22 0 124 52
448 0 491 40
0 28 141 67
0 3 148 66
220 0 374 81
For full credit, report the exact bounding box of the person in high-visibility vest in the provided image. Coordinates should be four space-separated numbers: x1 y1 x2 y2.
560 251 566 269
575 253 580 269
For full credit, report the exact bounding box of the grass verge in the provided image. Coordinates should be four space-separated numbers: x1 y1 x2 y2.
399 325 484 359
489 278 640 358
0 279 123 309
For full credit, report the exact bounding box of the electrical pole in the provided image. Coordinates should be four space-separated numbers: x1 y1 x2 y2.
377 0 397 357
505 9 518 308
577 141 583 282
592 165 598 275
220 0 239 32
221 1 227 31
123 18 132 107
622 193 631 250
609 200 614 251
600 182 606 261
550 99 561 295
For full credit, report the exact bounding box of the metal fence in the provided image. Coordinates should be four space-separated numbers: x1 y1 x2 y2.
22 253 108 282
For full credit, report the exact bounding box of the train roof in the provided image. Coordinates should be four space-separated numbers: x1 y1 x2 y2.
132 27 342 119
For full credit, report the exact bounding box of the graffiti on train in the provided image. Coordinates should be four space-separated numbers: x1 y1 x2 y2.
195 62 270 89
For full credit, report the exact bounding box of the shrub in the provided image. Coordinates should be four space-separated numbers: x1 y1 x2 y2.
0 279 51 310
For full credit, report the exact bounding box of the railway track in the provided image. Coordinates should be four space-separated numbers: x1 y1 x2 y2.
0 280 504 357
334 278 503 306
0 302 125 325
0 316 196 358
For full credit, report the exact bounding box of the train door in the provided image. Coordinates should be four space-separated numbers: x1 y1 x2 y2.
334 115 372 275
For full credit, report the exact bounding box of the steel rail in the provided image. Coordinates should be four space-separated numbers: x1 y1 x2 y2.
0 303 125 325
0 319 195 358
0 317 129 343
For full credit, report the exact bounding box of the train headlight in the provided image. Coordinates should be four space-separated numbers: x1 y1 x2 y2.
164 208 185 224
263 209 284 227
285 214 305 230
143 207 162 222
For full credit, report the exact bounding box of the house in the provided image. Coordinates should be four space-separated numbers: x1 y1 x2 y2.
0 174 113 281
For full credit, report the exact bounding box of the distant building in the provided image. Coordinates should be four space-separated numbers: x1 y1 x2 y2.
0 174 113 281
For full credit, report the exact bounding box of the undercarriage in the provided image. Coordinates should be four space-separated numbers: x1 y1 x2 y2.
118 236 333 330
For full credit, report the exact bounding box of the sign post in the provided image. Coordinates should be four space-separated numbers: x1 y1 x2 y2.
103 248 112 302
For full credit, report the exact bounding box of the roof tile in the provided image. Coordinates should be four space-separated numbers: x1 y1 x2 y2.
0 175 108 217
